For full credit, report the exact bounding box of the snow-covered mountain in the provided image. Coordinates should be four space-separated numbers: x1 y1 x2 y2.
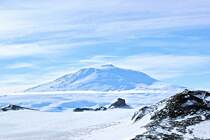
26 64 179 92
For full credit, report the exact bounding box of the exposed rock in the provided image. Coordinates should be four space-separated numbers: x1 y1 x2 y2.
109 98 131 109
74 98 130 112
131 106 154 122
73 106 107 112
73 108 94 112
0 104 36 112
94 106 107 111
132 89 210 140
132 133 183 140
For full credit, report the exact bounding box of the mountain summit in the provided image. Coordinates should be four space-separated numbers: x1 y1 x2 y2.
26 65 159 92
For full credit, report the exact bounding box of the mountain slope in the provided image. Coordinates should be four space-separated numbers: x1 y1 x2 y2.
26 64 159 92
131 89 210 139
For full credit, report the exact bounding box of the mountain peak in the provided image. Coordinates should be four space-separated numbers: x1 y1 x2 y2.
100 64 116 69
26 65 160 92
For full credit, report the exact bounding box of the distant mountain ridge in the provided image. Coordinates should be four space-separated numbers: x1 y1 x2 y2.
26 64 178 92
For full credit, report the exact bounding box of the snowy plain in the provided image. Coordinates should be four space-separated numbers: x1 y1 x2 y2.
0 89 181 140
1 88 201 140
0 109 143 140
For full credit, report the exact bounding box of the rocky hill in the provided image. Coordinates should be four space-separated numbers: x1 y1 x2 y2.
131 89 210 139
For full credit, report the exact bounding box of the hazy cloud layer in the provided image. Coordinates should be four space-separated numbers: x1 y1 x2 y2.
0 0 210 91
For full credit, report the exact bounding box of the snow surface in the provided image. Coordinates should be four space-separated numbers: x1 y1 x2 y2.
0 89 183 140
1 89 209 139
0 109 150 140
186 121 210 139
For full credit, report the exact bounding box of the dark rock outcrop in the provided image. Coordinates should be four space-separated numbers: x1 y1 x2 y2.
73 106 107 112
94 106 107 111
0 104 37 112
73 98 131 112
74 98 130 112
73 108 94 112
109 98 131 109
132 89 210 140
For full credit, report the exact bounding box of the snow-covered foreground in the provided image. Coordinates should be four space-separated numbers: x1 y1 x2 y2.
0 109 148 140
0 89 181 140
1 89 210 140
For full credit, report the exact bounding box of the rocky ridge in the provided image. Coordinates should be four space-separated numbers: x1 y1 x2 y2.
131 89 210 140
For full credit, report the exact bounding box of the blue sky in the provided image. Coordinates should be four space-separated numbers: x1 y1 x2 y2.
0 0 210 92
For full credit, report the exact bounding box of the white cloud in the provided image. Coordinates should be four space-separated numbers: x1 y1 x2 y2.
95 15 210 37
7 63 34 69
1 0 210 40
0 0 210 91
117 55 210 70
0 40 98 59
0 44 50 58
